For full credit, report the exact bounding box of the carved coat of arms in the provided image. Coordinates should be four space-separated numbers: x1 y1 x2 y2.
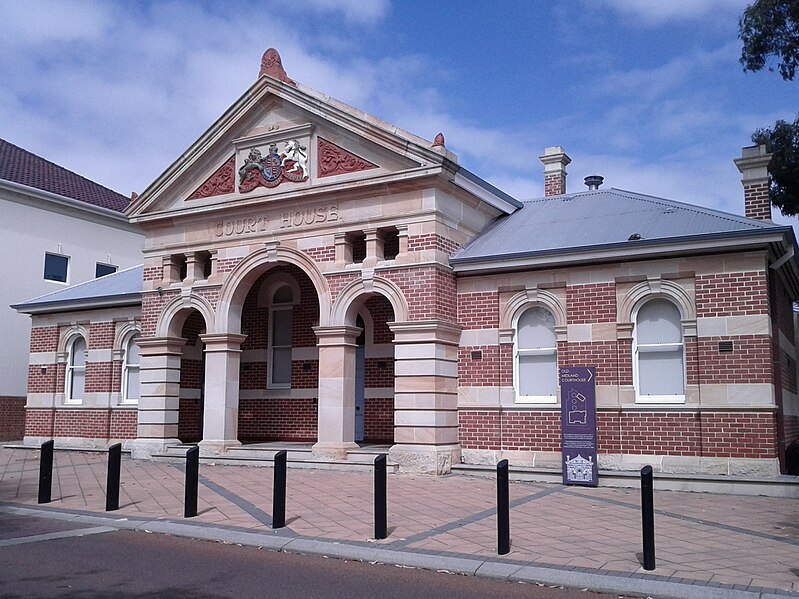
238 140 308 192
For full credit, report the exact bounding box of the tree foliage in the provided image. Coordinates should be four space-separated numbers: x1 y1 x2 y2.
740 0 799 81
752 114 799 216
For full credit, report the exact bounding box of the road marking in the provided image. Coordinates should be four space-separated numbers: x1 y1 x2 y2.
0 526 116 547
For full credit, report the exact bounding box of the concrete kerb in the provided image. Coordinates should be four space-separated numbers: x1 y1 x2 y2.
0 504 792 599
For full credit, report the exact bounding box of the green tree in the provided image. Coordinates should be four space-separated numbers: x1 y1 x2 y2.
752 115 799 216
739 0 799 215
740 0 799 80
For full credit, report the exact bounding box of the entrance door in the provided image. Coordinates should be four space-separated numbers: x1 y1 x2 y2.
355 316 365 442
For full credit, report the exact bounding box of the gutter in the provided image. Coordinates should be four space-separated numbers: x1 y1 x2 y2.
12 293 142 315
0 179 136 228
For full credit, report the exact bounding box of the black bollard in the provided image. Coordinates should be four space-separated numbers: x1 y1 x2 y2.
374 454 387 540
272 450 287 529
38 440 54 504
641 465 656 570
497 459 510 555
106 443 122 511
184 446 199 518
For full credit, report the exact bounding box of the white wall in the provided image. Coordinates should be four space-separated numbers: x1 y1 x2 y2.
0 189 144 397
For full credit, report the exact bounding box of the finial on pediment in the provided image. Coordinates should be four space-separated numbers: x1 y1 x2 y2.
432 132 445 148
130 192 138 202
258 48 296 86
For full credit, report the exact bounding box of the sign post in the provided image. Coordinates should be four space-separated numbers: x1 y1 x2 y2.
559 366 598 487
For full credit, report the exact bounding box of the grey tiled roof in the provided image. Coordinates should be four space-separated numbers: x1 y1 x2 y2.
0 138 130 212
12 265 143 312
452 188 782 263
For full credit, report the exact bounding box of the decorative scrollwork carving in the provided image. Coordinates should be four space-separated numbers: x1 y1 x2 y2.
187 156 235 200
317 137 378 177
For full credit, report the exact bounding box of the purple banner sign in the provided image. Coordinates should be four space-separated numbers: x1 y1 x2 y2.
559 366 598 487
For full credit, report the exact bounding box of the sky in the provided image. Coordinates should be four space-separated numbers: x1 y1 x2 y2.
1 0 796 228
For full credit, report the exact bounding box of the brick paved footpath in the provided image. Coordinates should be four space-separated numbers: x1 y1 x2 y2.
0 448 797 597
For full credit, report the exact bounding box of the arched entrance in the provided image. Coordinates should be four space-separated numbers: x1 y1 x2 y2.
177 311 206 443
234 264 321 445
356 296 395 444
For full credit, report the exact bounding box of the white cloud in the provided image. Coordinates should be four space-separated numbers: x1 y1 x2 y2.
590 0 750 26
301 0 390 25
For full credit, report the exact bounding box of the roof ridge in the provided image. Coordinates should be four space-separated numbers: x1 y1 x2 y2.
521 187 775 228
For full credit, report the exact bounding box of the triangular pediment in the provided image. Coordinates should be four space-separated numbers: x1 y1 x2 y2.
127 76 457 220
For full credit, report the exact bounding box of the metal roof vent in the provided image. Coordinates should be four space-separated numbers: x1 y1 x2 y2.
584 175 604 190
628 233 642 241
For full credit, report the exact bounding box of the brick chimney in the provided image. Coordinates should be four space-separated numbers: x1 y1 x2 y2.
734 144 773 221
539 146 571 196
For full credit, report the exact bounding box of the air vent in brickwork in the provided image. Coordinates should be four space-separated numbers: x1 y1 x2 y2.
471 350 483 360
718 341 734 353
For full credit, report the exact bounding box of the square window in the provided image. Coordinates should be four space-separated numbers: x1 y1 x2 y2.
44 253 69 283
95 263 117 278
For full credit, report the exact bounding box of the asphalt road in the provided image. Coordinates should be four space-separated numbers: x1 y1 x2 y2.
0 513 632 599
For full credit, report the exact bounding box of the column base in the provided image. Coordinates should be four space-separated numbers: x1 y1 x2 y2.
312 441 359 461
389 444 461 475
129 438 181 459
199 439 242 457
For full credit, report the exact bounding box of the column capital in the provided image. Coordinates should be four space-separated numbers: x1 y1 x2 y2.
388 320 462 344
199 333 248 351
314 325 361 346
137 336 187 356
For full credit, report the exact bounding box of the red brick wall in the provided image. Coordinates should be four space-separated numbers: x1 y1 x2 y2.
30 326 59 352
85 362 114 393
364 397 393 442
459 409 778 459
178 398 202 443
110 410 137 439
305 245 335 263
458 346 500 386
238 398 317 443
696 336 772 384
382 266 457 323
25 408 54 437
53 409 110 438
407 233 460 255
696 271 768 317
0 397 26 441
567 283 616 324
458 292 499 329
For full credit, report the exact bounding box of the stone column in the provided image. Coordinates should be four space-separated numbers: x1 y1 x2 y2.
312 325 361 460
334 232 352 268
129 337 185 459
184 252 204 285
198 333 247 456
362 229 384 268
389 321 462 474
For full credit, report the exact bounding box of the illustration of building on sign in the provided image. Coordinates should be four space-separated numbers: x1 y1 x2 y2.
565 454 593 482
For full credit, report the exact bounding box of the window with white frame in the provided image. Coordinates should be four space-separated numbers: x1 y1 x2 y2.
634 298 685 403
122 334 140 403
268 284 293 388
514 306 558 402
65 336 87 403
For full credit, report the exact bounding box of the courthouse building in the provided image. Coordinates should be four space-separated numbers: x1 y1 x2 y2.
13 50 799 477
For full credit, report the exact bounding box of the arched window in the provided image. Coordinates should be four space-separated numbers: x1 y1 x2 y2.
268 284 293 388
122 334 140 403
65 336 86 403
515 306 558 402
634 298 685 403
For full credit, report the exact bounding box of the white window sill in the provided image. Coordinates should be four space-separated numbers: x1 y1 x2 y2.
515 395 558 405
635 395 685 405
